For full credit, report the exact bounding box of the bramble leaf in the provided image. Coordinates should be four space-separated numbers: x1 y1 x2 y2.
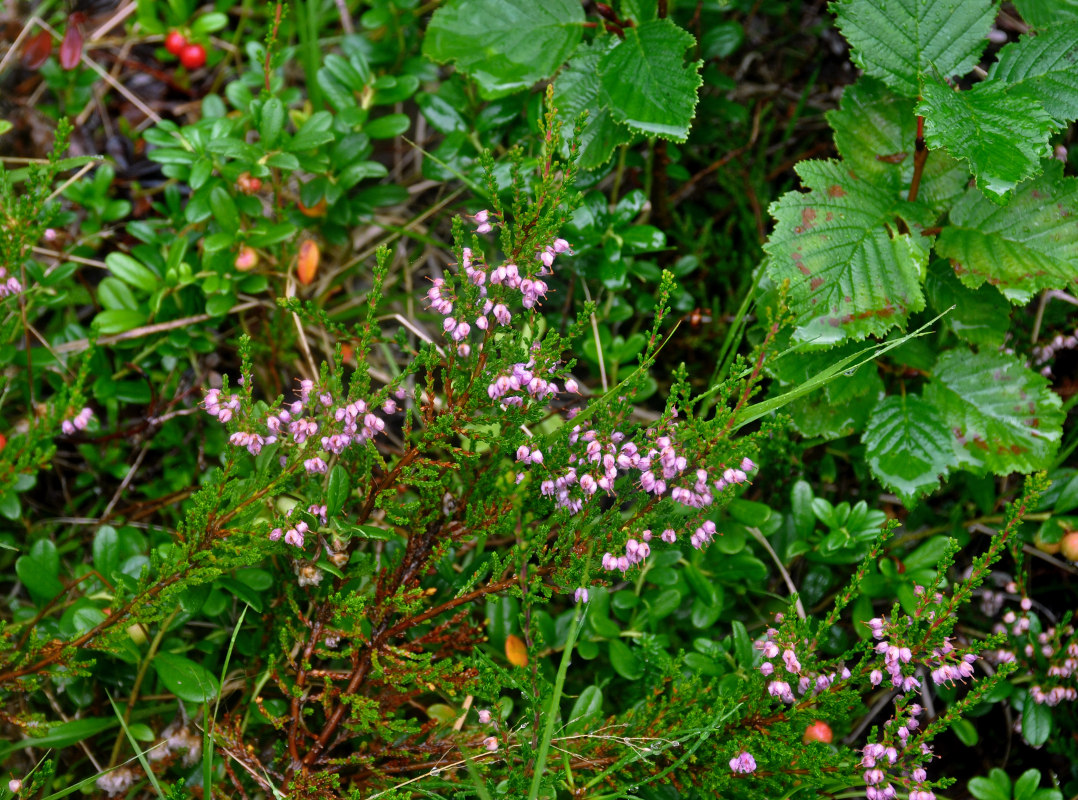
926 350 1064 475
925 263 1011 347
828 77 967 211
598 19 702 141
831 0 995 97
764 159 932 344
1013 0 1078 28
863 394 959 504
918 77 1056 200
989 23 1078 127
423 0 584 99
552 40 634 170
934 161 1078 301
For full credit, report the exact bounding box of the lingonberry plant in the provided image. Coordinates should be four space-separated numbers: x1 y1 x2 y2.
2 0 1076 798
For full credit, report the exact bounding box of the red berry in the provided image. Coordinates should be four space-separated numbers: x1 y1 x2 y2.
803 720 833 744
179 43 206 70
1061 531 1078 563
165 31 187 56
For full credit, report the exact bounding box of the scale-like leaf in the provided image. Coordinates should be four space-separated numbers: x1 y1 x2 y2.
597 19 702 141
828 78 967 211
863 393 959 504
918 77 1056 200
553 40 634 169
990 23 1078 127
831 0 995 97
926 349 1064 475
934 161 1078 300
423 0 584 99
764 159 932 344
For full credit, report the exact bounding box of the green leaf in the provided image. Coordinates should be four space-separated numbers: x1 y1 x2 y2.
259 97 286 148
93 525 121 578
927 349 1064 474
863 393 960 504
423 0 584 98
969 772 1011 800
564 686 603 734
608 639 643 680
552 39 634 170
598 19 702 141
326 465 350 517
0 717 118 760
106 252 159 293
934 161 1078 300
1021 693 1052 746
364 113 410 139
950 717 979 746
918 77 1056 201
1015 769 1045 800
209 186 240 231
925 263 1011 346
989 23 1078 127
828 77 967 210
190 12 229 34
94 309 148 334
831 0 995 97
15 539 64 604
1013 0 1078 26
153 652 221 702
764 159 930 343
731 620 755 668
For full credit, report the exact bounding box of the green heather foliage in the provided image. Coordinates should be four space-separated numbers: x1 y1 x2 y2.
0 1 1076 799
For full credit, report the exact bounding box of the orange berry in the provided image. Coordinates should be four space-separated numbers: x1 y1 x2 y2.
1061 531 1078 562
298 197 327 217
297 240 320 285
803 720 833 744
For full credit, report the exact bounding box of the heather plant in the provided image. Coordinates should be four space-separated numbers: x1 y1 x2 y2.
2 1 1078 799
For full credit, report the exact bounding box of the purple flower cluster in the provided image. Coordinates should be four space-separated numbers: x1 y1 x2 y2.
865 613 977 692
0 266 21 299
61 406 94 435
424 212 570 360
488 358 561 405
755 625 850 701
729 751 757 773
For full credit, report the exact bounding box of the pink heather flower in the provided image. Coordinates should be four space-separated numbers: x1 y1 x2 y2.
552 238 571 254
760 661 774 676
9 779 22 793
269 528 283 541
729 751 756 773
477 709 492 724
564 377 579 393
661 528 676 543
574 587 589 603
767 680 794 703
483 736 499 752
493 303 511 326
782 649 801 674
602 553 617 571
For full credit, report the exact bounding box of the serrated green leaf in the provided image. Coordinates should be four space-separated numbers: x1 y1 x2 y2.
764 159 930 344
1013 0 1078 28
828 77 967 210
934 161 1078 300
552 39 634 170
863 393 959 504
989 24 1078 127
927 349 1064 474
153 652 220 703
925 262 1011 346
918 77 1056 200
831 0 995 97
598 19 702 141
423 0 584 99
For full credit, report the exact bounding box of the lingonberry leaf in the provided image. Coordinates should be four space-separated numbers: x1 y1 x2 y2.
552 40 634 170
926 349 1064 475
934 161 1078 301
597 19 702 142
152 652 221 703
918 77 1056 201
422 0 585 99
830 0 995 98
828 77 967 211
764 159 932 344
862 394 959 505
989 23 1078 128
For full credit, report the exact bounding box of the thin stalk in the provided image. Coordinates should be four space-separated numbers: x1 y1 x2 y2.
526 603 585 800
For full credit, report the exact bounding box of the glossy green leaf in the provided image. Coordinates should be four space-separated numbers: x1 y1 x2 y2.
831 0 995 97
608 639 643 680
565 686 603 734
927 349 1064 474
153 652 221 703
969 770 1012 800
92 525 121 578
326 465 350 517
862 393 960 504
918 77 1056 200
423 0 584 98
106 252 159 294
15 539 64 604
989 23 1078 127
259 96 285 148
925 264 1011 346
764 159 930 344
934 161 1078 300
1013 0 1078 26
598 19 702 141
1021 693 1052 746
